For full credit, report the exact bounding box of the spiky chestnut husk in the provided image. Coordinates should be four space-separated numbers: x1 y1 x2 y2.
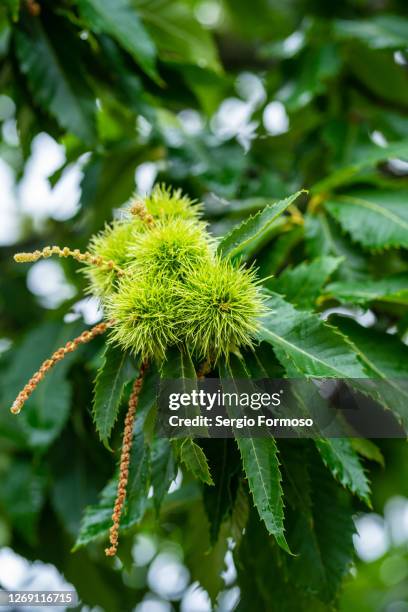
107 258 265 362
141 184 203 220
85 220 141 296
179 257 265 361
127 217 213 279
82 185 265 362
84 187 204 296
106 274 179 360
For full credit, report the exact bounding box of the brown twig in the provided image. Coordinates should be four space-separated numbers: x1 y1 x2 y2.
10 321 110 415
105 361 148 557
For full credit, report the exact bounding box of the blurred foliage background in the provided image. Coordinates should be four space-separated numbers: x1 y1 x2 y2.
0 0 408 610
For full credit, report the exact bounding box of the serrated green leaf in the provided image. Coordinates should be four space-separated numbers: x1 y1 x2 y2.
15 17 96 143
258 291 367 378
161 344 207 437
267 256 342 309
134 361 160 429
220 355 290 554
74 479 115 549
351 438 384 467
285 390 371 504
326 273 408 305
76 362 157 549
127 411 150 520
150 438 176 512
331 316 408 426
308 455 356 599
305 212 369 281
242 342 285 379
77 0 158 81
280 443 356 603
218 191 305 262
74 478 136 549
240 436 290 552
315 438 371 505
333 316 408 380
92 345 134 446
126 363 158 519
235 499 330 611
229 480 250 548
325 190 408 249
179 438 214 485
183 499 227 603
161 343 196 379
256 225 304 277
234 509 301 612
202 439 241 543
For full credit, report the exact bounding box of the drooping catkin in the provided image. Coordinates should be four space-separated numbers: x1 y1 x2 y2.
105 361 148 557
14 246 125 276
10 321 110 415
